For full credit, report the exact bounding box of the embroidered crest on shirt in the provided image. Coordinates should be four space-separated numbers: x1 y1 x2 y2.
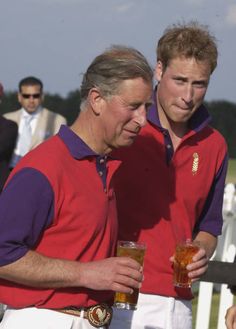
192 152 199 175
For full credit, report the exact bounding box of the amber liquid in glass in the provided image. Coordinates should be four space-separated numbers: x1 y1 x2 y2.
114 242 146 310
173 243 199 288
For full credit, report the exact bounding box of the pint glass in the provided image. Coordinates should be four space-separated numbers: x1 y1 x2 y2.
173 240 200 288
113 240 146 310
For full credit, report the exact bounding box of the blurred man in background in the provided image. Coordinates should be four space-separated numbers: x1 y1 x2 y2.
4 76 66 169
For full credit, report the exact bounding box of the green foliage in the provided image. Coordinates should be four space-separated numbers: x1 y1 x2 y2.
63 90 81 125
0 91 19 113
206 100 236 158
227 159 236 183
44 90 81 125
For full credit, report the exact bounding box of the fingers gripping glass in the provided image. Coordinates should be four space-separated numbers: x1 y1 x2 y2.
113 241 146 310
21 93 41 99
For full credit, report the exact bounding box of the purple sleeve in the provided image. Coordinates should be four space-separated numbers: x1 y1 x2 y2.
194 153 228 236
0 168 54 266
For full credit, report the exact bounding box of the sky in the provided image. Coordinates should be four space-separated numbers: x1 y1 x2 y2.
0 0 236 103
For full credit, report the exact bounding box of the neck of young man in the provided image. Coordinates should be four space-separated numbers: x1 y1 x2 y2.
158 107 189 151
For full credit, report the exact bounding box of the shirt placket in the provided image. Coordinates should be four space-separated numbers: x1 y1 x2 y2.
96 156 108 192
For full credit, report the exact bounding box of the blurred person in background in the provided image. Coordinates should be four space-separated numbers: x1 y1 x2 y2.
4 76 66 169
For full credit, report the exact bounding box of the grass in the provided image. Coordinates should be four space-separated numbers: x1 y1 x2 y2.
192 291 236 329
226 159 236 183
192 292 220 329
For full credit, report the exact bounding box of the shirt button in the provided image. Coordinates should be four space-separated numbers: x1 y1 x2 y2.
99 171 103 176
167 144 172 149
100 158 105 164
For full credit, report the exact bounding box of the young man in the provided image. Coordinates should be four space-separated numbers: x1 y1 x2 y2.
0 46 153 329
4 76 66 168
111 22 228 329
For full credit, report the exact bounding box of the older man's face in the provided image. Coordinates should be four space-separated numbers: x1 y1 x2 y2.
99 77 152 153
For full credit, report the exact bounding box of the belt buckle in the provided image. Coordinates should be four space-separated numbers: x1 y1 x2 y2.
87 303 113 328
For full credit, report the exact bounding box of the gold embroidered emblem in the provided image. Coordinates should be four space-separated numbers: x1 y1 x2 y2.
192 152 199 175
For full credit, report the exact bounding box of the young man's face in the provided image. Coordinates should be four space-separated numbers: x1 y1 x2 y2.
18 85 43 114
99 77 152 153
155 56 211 129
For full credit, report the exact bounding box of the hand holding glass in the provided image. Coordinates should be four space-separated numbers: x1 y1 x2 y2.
113 241 146 310
173 240 200 288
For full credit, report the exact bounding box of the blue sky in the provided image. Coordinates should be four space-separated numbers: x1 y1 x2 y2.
0 0 236 102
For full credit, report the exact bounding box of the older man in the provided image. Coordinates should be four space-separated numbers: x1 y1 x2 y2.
0 45 153 329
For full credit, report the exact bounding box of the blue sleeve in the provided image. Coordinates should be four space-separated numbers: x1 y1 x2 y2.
0 168 54 266
194 153 228 236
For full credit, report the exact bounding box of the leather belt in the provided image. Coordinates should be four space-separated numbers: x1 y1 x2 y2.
56 303 113 328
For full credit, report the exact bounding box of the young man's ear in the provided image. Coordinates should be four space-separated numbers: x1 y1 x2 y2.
155 60 164 82
87 88 105 115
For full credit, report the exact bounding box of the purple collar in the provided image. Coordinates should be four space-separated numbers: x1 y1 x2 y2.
58 125 97 159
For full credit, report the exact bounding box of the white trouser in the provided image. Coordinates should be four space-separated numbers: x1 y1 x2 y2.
110 293 192 329
0 307 107 329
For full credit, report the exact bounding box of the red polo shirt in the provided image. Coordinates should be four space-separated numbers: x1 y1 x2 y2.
0 126 121 308
113 94 228 299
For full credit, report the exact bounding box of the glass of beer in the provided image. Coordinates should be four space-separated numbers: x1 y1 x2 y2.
173 239 200 288
113 240 146 310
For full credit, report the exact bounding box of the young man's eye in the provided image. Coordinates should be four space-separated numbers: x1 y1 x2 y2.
194 82 208 88
174 78 185 84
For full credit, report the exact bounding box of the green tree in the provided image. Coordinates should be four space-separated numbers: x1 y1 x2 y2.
0 91 18 114
63 90 81 125
206 101 236 158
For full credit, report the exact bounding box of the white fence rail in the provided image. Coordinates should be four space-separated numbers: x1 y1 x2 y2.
195 183 236 329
